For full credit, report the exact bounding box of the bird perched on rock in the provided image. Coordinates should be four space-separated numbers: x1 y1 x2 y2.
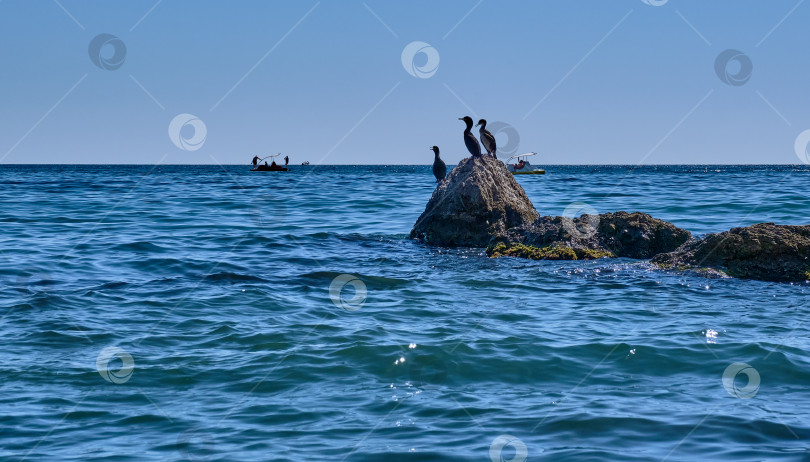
458 116 482 158
476 119 497 159
430 146 446 182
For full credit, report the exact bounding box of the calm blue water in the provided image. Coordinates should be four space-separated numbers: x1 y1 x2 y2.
2 164 810 461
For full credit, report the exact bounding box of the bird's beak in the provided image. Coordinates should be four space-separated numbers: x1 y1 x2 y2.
475 122 481 126
458 117 463 120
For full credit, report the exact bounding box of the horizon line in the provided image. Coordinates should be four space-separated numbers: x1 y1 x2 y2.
1 163 809 166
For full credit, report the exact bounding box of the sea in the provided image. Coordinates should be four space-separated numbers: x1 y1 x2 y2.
1 164 809 461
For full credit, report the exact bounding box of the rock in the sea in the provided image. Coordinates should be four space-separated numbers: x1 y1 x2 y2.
488 211 691 260
652 223 810 282
410 156 539 246
409 157 809 282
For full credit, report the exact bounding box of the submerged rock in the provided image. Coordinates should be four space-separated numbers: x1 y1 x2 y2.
410 156 539 246
487 212 691 260
652 223 810 282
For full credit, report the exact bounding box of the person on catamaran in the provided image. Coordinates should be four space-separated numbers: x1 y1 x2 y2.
516 159 526 170
284 156 289 166
252 155 260 167
271 160 278 168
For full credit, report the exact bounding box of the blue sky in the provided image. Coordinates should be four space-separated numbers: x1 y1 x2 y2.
1 0 808 164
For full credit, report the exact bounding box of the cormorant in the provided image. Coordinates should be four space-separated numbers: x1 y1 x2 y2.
431 146 446 182
458 116 482 158
476 119 497 159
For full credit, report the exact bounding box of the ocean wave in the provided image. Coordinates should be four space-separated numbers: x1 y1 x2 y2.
110 241 168 253
296 271 412 289
200 272 268 283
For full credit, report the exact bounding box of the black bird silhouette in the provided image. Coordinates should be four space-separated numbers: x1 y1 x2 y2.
430 146 447 182
458 116 482 158
476 119 497 159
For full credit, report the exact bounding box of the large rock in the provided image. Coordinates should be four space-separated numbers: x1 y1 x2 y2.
410 156 539 246
488 212 691 260
652 223 810 282
409 158 810 282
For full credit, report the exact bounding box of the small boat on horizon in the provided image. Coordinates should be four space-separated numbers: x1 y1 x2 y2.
507 153 545 175
250 153 290 172
251 164 289 172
